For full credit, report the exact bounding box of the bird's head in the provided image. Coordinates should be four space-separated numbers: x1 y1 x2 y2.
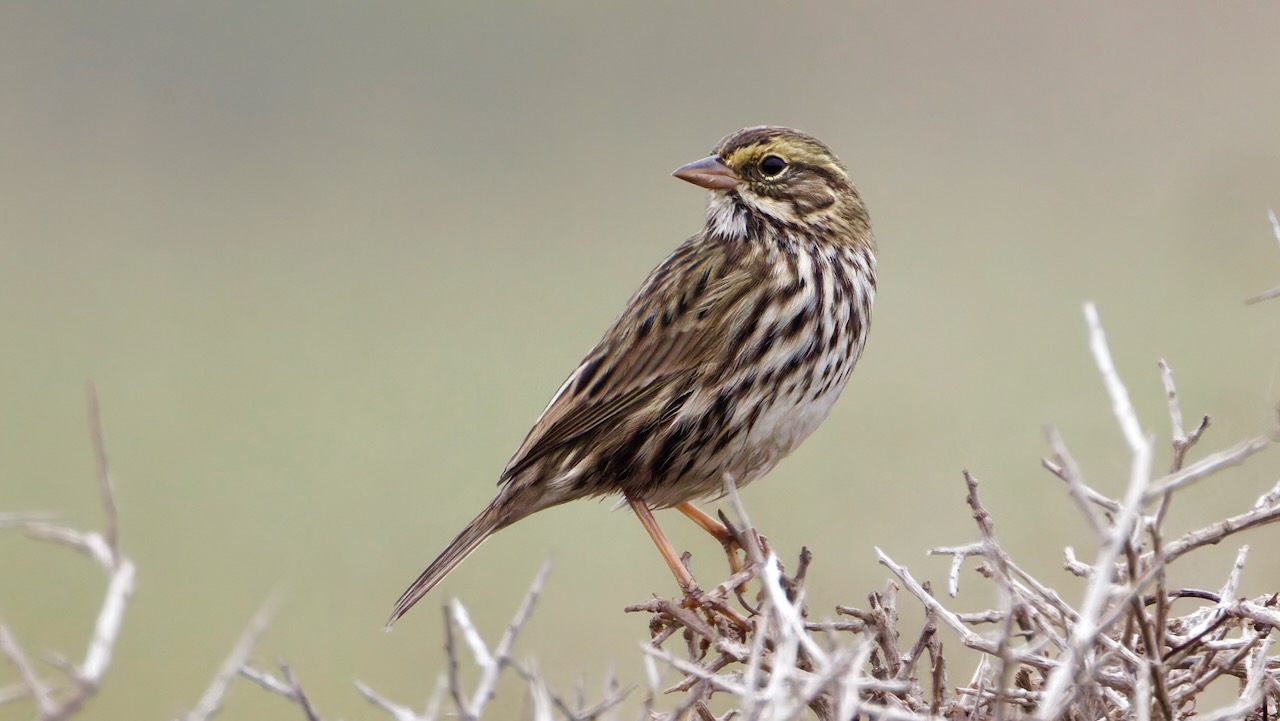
673 126 869 244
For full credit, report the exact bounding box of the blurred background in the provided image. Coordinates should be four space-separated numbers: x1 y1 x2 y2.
3 2 1280 718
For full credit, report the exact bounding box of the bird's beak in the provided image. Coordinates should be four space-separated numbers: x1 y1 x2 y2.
672 156 740 190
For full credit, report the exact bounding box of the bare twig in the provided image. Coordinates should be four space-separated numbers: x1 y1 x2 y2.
1038 303 1156 720
961 471 1018 721
1162 497 1280 564
181 593 279 721
1044 425 1105 536
463 560 551 716
1246 209 1280 304
355 679 426 721
0 388 136 721
0 622 56 717
1158 358 1212 475
1143 436 1269 501
239 663 321 721
10 264 1280 721
85 384 119 556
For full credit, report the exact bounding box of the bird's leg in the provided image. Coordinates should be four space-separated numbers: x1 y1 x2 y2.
627 496 700 596
676 502 743 575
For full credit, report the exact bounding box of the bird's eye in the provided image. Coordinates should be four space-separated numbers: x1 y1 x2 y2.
759 155 788 177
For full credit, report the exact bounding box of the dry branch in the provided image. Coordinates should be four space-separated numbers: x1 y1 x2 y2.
615 302 1280 720
1245 209 1280 304
0 384 136 721
7 238 1280 720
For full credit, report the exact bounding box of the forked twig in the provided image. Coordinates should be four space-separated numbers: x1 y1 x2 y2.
0 385 136 721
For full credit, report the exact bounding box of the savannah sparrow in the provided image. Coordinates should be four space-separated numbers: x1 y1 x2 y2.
389 126 875 626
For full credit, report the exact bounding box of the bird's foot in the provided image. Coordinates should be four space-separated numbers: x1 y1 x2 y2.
676 580 755 634
716 511 772 587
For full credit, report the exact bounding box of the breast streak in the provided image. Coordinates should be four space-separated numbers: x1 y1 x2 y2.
737 249 855 477
645 243 871 507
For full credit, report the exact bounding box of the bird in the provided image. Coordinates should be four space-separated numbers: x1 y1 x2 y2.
388 126 875 627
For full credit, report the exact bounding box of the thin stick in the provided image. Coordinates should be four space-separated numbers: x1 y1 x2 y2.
183 593 279 721
1246 209 1280 304
1038 303 1156 719
0 622 55 716
85 383 119 556
1144 437 1269 501
1044 425 1104 537
354 679 424 721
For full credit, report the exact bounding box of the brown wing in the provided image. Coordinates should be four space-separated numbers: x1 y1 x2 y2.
499 238 763 484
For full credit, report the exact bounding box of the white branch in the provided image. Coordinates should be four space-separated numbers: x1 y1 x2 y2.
182 592 279 721
1246 209 1280 303
0 621 56 716
1144 437 1270 501
465 560 551 716
355 678 425 721
0 389 134 721
1084 302 1148 454
1038 304 1156 719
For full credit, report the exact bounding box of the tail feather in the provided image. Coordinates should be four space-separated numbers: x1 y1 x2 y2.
386 499 508 628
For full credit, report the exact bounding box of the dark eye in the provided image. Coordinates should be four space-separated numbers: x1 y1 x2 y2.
759 155 788 177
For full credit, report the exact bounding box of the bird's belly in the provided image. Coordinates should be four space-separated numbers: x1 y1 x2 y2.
732 366 848 480
641 345 857 508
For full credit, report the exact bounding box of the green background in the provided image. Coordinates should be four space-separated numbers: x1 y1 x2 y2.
3 3 1280 718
